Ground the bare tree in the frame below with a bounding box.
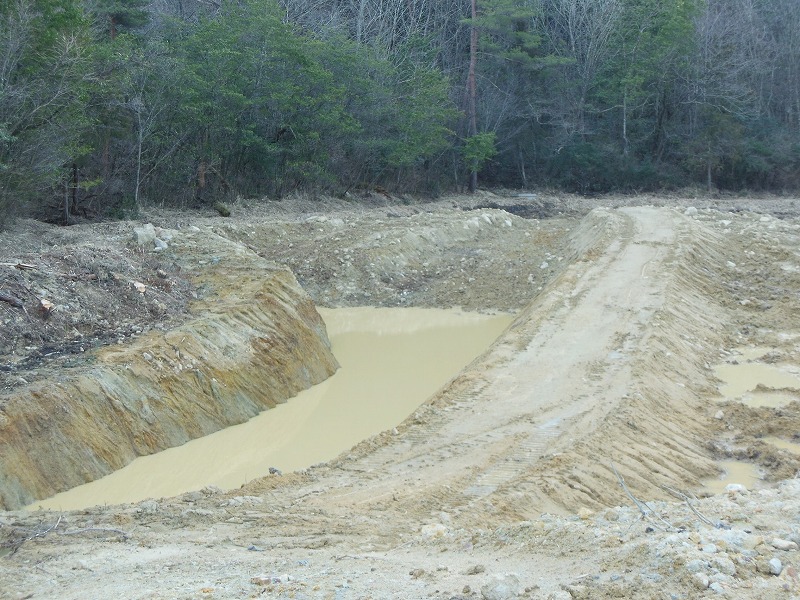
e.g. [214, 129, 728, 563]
[532, 0, 621, 137]
[0, 0, 93, 225]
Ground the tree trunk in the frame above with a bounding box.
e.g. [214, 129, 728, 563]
[467, 0, 478, 193]
[622, 92, 629, 156]
[71, 163, 78, 214]
[134, 101, 143, 210]
[64, 172, 70, 225]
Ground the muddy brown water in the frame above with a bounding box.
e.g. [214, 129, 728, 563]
[29, 307, 512, 510]
[701, 460, 761, 494]
[763, 436, 800, 454]
[715, 362, 800, 407]
[703, 347, 800, 494]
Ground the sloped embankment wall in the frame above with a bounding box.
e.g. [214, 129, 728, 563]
[0, 229, 338, 509]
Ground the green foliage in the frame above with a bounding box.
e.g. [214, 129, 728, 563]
[0, 0, 94, 225]
[463, 132, 498, 174]
[4, 0, 800, 224]
[472, 0, 543, 66]
[598, 0, 701, 151]
[147, 3, 457, 200]
[545, 141, 672, 193]
[213, 202, 231, 217]
[90, 0, 149, 36]
[680, 110, 745, 190]
[166, 0, 357, 198]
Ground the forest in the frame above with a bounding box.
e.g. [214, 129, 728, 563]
[1, 0, 799, 225]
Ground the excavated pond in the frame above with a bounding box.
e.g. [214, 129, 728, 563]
[29, 307, 512, 510]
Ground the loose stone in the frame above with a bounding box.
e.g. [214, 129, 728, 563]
[709, 582, 726, 594]
[770, 538, 798, 551]
[685, 558, 706, 573]
[693, 572, 710, 589]
[481, 573, 521, 600]
[769, 558, 783, 576]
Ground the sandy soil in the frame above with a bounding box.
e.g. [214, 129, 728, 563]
[3, 191, 800, 599]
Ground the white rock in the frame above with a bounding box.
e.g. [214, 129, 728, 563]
[726, 261, 736, 269]
[137, 499, 160, 514]
[714, 410, 724, 420]
[712, 556, 736, 576]
[724, 483, 748, 494]
[481, 573, 521, 600]
[769, 557, 783, 575]
[133, 223, 156, 246]
[741, 534, 763, 550]
[709, 582, 726, 594]
[684, 207, 698, 216]
[421, 523, 448, 538]
[153, 237, 168, 251]
[770, 538, 798, 551]
[540, 261, 549, 269]
[154, 227, 174, 241]
[686, 559, 706, 573]
[702, 543, 718, 554]
[224, 496, 264, 507]
[693, 572, 710, 589]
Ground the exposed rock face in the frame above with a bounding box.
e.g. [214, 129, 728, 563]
[0, 229, 338, 509]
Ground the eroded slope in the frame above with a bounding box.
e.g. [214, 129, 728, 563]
[0, 229, 337, 509]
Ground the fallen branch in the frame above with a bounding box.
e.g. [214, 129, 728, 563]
[3, 515, 63, 556]
[2, 518, 131, 557]
[1, 261, 97, 281]
[0, 292, 24, 309]
[610, 461, 674, 531]
[661, 484, 726, 529]
[59, 527, 130, 540]
[1, 262, 36, 270]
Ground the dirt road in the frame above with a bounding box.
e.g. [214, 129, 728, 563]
[3, 197, 800, 599]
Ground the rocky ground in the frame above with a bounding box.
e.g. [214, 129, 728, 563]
[2, 190, 800, 599]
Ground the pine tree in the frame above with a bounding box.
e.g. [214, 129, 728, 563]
[89, 0, 149, 39]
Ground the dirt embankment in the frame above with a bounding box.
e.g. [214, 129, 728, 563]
[0, 226, 337, 509]
[2, 192, 800, 599]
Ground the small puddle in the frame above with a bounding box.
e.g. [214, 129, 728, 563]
[29, 307, 512, 510]
[701, 460, 761, 494]
[763, 436, 800, 454]
[731, 347, 772, 362]
[714, 361, 800, 408]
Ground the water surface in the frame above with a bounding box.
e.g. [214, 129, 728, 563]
[31, 307, 512, 510]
